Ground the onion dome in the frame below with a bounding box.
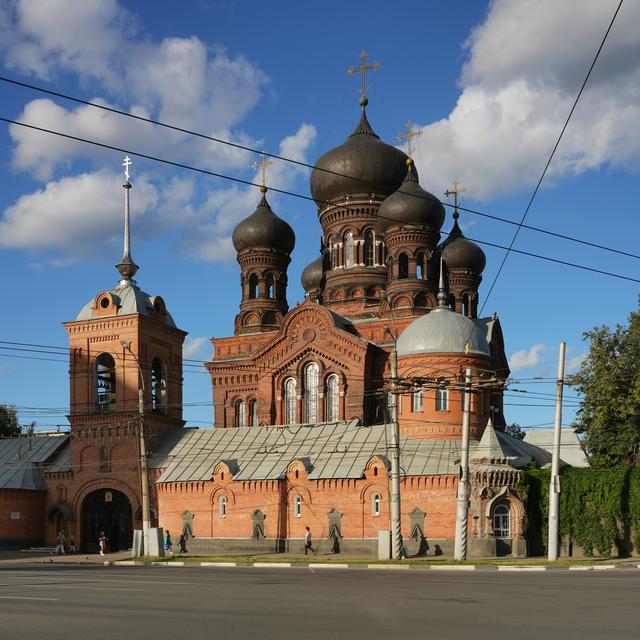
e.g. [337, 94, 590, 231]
[232, 190, 295, 254]
[310, 110, 414, 206]
[301, 255, 324, 292]
[439, 213, 486, 274]
[377, 159, 446, 230]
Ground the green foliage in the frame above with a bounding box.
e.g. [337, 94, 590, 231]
[571, 303, 640, 467]
[504, 423, 525, 440]
[0, 404, 21, 437]
[520, 467, 640, 556]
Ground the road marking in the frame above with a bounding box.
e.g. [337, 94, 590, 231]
[498, 566, 546, 572]
[367, 564, 410, 570]
[0, 595, 59, 601]
[307, 564, 349, 569]
[253, 563, 292, 568]
[431, 565, 476, 571]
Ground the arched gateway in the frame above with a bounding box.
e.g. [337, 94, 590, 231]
[82, 488, 133, 552]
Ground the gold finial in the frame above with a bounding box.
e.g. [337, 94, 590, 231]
[348, 50, 380, 108]
[396, 120, 423, 160]
[252, 151, 273, 192]
[444, 180, 468, 217]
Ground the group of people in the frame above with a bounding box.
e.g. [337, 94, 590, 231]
[55, 531, 77, 555]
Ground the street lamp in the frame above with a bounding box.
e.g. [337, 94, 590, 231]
[121, 340, 151, 557]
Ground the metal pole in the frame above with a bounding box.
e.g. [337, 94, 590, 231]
[548, 341, 566, 561]
[454, 368, 472, 560]
[389, 347, 402, 560]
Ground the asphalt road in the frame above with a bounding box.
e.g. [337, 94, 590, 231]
[0, 564, 638, 640]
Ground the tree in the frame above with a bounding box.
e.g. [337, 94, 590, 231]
[0, 405, 21, 437]
[504, 422, 525, 440]
[571, 304, 640, 467]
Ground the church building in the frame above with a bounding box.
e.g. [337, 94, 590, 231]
[0, 66, 559, 557]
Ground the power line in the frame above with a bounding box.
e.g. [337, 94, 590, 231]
[477, 0, 625, 316]
[1, 115, 638, 284]
[2, 74, 638, 263]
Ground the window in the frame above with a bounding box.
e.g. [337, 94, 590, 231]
[326, 374, 340, 422]
[96, 353, 116, 411]
[416, 252, 425, 279]
[151, 358, 168, 413]
[235, 400, 246, 428]
[265, 274, 275, 299]
[304, 362, 319, 423]
[462, 293, 471, 317]
[99, 447, 110, 472]
[250, 400, 258, 427]
[493, 504, 510, 538]
[412, 387, 423, 412]
[436, 388, 448, 412]
[294, 495, 302, 518]
[398, 253, 409, 279]
[364, 230, 375, 266]
[344, 232, 354, 268]
[248, 274, 259, 299]
[371, 493, 381, 517]
[284, 378, 297, 425]
[219, 496, 227, 518]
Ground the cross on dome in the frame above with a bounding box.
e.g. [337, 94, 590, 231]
[252, 152, 273, 193]
[123, 155, 132, 182]
[348, 50, 380, 108]
[396, 120, 423, 160]
[444, 180, 468, 217]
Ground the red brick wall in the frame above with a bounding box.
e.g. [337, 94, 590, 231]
[0, 490, 46, 547]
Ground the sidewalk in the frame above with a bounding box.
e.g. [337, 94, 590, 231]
[0, 550, 131, 565]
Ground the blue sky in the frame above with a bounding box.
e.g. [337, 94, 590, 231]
[0, 0, 639, 434]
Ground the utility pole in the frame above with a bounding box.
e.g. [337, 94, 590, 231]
[548, 341, 566, 561]
[122, 340, 151, 557]
[454, 368, 472, 560]
[388, 344, 402, 560]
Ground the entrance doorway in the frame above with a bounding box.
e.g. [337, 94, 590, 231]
[82, 488, 133, 552]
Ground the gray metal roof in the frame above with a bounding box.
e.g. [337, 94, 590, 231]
[523, 429, 589, 468]
[0, 435, 69, 490]
[397, 307, 491, 357]
[75, 281, 176, 327]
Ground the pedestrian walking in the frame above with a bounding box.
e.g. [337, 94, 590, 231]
[68, 535, 77, 554]
[164, 529, 173, 556]
[55, 531, 66, 555]
[178, 533, 187, 554]
[99, 530, 107, 556]
[304, 526, 315, 556]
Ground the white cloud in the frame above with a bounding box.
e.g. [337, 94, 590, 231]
[410, 0, 640, 200]
[509, 344, 546, 371]
[565, 353, 587, 374]
[183, 336, 210, 360]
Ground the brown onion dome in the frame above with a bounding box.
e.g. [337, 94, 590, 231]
[439, 213, 486, 274]
[310, 110, 415, 207]
[301, 255, 324, 292]
[232, 191, 295, 254]
[377, 159, 446, 231]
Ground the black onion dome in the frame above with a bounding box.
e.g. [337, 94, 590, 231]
[310, 110, 415, 207]
[377, 162, 446, 231]
[232, 193, 295, 254]
[301, 255, 324, 292]
[439, 216, 486, 274]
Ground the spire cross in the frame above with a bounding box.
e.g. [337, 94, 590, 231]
[348, 50, 380, 102]
[396, 120, 423, 159]
[123, 155, 132, 182]
[252, 152, 273, 190]
[444, 180, 468, 212]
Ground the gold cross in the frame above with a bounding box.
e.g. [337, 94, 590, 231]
[444, 180, 468, 210]
[396, 120, 423, 159]
[251, 152, 273, 190]
[348, 50, 380, 101]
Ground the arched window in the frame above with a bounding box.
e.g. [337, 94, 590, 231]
[449, 294, 456, 311]
[294, 495, 302, 518]
[96, 353, 116, 411]
[436, 388, 448, 412]
[250, 400, 258, 427]
[364, 230, 375, 266]
[151, 358, 168, 414]
[371, 493, 381, 517]
[219, 496, 227, 518]
[326, 374, 340, 422]
[416, 252, 425, 279]
[412, 387, 423, 412]
[344, 232, 354, 268]
[304, 362, 319, 423]
[493, 504, 510, 538]
[248, 274, 259, 299]
[284, 378, 297, 425]
[265, 274, 275, 299]
[462, 293, 471, 317]
[99, 447, 110, 472]
[398, 253, 409, 279]
[235, 400, 246, 428]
